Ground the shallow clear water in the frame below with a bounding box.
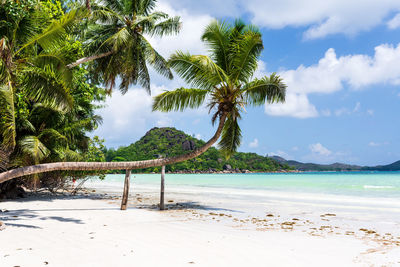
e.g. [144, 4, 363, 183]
[90, 171, 400, 199]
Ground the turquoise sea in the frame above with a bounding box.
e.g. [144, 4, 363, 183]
[89, 171, 400, 199]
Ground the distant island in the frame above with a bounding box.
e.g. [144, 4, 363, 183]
[271, 156, 400, 172]
[104, 127, 400, 173]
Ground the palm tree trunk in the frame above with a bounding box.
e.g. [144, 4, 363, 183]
[85, 0, 91, 12]
[120, 170, 131, 210]
[0, 113, 227, 184]
[67, 51, 113, 68]
[160, 165, 165, 210]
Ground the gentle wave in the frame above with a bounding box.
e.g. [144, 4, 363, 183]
[363, 185, 395, 189]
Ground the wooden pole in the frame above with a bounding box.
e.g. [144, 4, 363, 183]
[120, 169, 131, 210]
[160, 165, 165, 210]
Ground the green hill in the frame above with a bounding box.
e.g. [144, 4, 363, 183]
[104, 127, 291, 173]
[270, 156, 362, 171]
[361, 160, 400, 171]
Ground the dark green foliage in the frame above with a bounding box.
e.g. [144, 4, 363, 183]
[271, 156, 362, 171]
[104, 127, 290, 173]
[0, 0, 107, 192]
[80, 0, 181, 93]
[361, 160, 400, 171]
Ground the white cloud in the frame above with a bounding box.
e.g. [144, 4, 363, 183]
[243, 0, 400, 39]
[309, 143, 332, 156]
[267, 44, 400, 118]
[388, 13, 400, 29]
[150, 2, 213, 57]
[265, 93, 318, 118]
[353, 102, 361, 112]
[367, 109, 374, 116]
[93, 84, 207, 147]
[252, 60, 268, 79]
[164, 0, 400, 39]
[369, 141, 380, 147]
[280, 45, 400, 94]
[321, 109, 331, 117]
[94, 87, 163, 147]
[195, 133, 202, 140]
[249, 138, 259, 148]
[156, 117, 172, 127]
[368, 141, 389, 147]
[292, 146, 299, 151]
[269, 150, 290, 159]
[335, 107, 350, 117]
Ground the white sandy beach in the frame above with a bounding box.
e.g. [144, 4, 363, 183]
[1, 187, 399, 267]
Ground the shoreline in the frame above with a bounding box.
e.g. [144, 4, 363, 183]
[2, 169, 400, 267]
[1, 187, 399, 266]
[105, 169, 400, 175]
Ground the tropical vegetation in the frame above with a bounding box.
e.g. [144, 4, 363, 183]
[0, 1, 286, 198]
[0, 0, 181, 195]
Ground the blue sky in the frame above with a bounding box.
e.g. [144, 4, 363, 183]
[92, 0, 400, 166]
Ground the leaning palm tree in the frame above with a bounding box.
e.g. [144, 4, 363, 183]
[68, 0, 181, 93]
[0, 20, 286, 191]
[153, 20, 286, 158]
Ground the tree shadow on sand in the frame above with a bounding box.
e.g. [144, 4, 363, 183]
[0, 208, 88, 229]
[135, 200, 243, 213]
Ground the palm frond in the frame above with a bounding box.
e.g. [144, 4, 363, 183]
[142, 36, 173, 80]
[38, 129, 68, 147]
[152, 87, 208, 112]
[230, 29, 263, 84]
[62, 148, 83, 161]
[16, 9, 82, 55]
[21, 65, 74, 110]
[138, 0, 157, 16]
[16, 117, 36, 133]
[18, 135, 50, 163]
[0, 84, 16, 149]
[148, 16, 181, 37]
[243, 73, 286, 106]
[218, 116, 242, 159]
[169, 51, 228, 89]
[201, 20, 230, 72]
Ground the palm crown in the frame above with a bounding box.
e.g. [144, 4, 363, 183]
[153, 20, 286, 158]
[82, 0, 181, 93]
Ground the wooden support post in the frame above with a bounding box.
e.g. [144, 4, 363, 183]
[121, 169, 131, 210]
[160, 165, 165, 210]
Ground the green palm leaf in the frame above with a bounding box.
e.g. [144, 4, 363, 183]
[218, 116, 242, 159]
[230, 30, 263, 84]
[148, 16, 181, 37]
[16, 9, 82, 55]
[19, 135, 50, 163]
[0, 84, 16, 149]
[152, 87, 209, 112]
[21, 65, 74, 110]
[201, 20, 230, 72]
[169, 52, 228, 89]
[243, 73, 286, 106]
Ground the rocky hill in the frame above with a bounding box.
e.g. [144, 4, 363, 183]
[104, 127, 291, 173]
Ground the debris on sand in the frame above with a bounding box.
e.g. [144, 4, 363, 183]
[0, 221, 5, 231]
